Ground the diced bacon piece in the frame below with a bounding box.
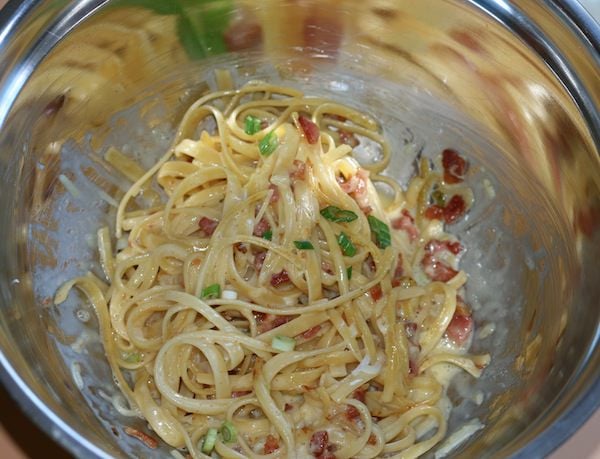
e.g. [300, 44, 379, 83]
[443, 195, 467, 224]
[198, 217, 219, 236]
[421, 253, 458, 282]
[391, 254, 404, 287]
[391, 210, 419, 241]
[339, 168, 371, 213]
[271, 270, 290, 287]
[425, 195, 467, 224]
[352, 386, 367, 404]
[290, 159, 307, 181]
[339, 129, 359, 148]
[269, 183, 280, 204]
[321, 260, 334, 275]
[298, 115, 320, 144]
[339, 175, 359, 194]
[254, 251, 266, 272]
[367, 434, 377, 445]
[425, 240, 463, 256]
[272, 314, 294, 328]
[254, 311, 267, 323]
[369, 284, 383, 301]
[345, 405, 361, 422]
[442, 148, 468, 184]
[309, 431, 329, 456]
[300, 325, 321, 339]
[253, 217, 271, 237]
[424, 205, 445, 221]
[264, 434, 279, 454]
[366, 255, 377, 274]
[409, 358, 419, 375]
[231, 391, 251, 398]
[446, 298, 473, 344]
[224, 20, 262, 51]
[124, 427, 158, 449]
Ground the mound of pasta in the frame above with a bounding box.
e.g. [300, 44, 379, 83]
[56, 78, 490, 458]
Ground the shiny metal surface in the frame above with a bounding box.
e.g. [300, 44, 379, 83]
[0, 1, 598, 458]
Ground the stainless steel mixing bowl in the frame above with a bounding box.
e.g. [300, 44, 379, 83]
[0, 0, 598, 457]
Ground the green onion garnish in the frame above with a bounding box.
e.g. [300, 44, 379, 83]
[431, 189, 446, 206]
[367, 215, 391, 249]
[337, 232, 357, 257]
[244, 115, 262, 135]
[272, 335, 296, 352]
[320, 206, 358, 223]
[201, 283, 221, 299]
[347, 266, 353, 280]
[220, 421, 237, 443]
[201, 428, 218, 454]
[262, 229, 273, 241]
[259, 131, 279, 156]
[293, 240, 314, 250]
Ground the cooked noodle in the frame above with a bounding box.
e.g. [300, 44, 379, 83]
[56, 75, 489, 458]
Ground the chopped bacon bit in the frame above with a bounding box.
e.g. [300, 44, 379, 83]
[124, 427, 158, 449]
[224, 20, 262, 51]
[300, 325, 321, 339]
[367, 434, 377, 445]
[309, 431, 329, 456]
[369, 284, 383, 302]
[198, 217, 219, 236]
[298, 115, 320, 144]
[391, 254, 404, 287]
[424, 205, 445, 220]
[409, 359, 419, 375]
[422, 253, 458, 282]
[353, 386, 367, 403]
[269, 183, 280, 204]
[253, 217, 271, 237]
[405, 322, 418, 340]
[340, 169, 371, 213]
[391, 210, 419, 241]
[321, 260, 334, 275]
[443, 195, 467, 224]
[425, 194, 467, 224]
[339, 129, 359, 148]
[345, 405, 361, 422]
[272, 314, 294, 328]
[231, 391, 251, 398]
[290, 159, 307, 181]
[271, 270, 290, 287]
[254, 311, 267, 322]
[264, 434, 279, 454]
[366, 254, 377, 273]
[254, 251, 267, 272]
[425, 239, 463, 256]
[234, 242, 247, 253]
[442, 149, 468, 184]
[446, 299, 473, 344]
[284, 403, 294, 412]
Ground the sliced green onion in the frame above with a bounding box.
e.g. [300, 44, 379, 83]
[367, 215, 391, 249]
[320, 206, 358, 223]
[123, 352, 141, 364]
[220, 421, 237, 443]
[201, 428, 218, 454]
[244, 115, 262, 135]
[272, 335, 296, 352]
[347, 266, 353, 280]
[259, 131, 279, 157]
[201, 283, 221, 299]
[431, 189, 446, 206]
[337, 232, 357, 257]
[262, 229, 273, 241]
[293, 240, 314, 250]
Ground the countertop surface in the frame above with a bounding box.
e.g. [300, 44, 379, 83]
[0, 0, 599, 457]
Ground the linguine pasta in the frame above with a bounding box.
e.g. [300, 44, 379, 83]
[56, 75, 489, 458]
